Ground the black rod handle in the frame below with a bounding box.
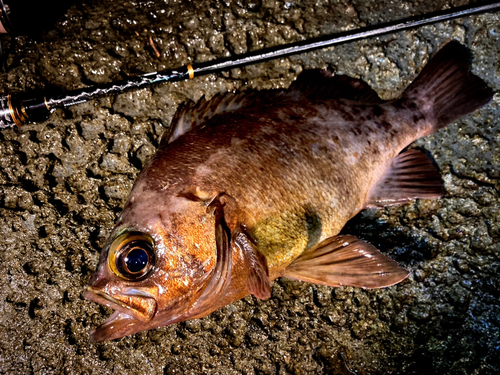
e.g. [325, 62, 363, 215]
[0, 94, 51, 128]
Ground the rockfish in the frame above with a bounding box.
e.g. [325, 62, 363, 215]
[84, 41, 493, 341]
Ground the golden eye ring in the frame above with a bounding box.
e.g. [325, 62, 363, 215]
[108, 232, 156, 281]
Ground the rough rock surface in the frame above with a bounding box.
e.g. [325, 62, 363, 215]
[0, 0, 498, 374]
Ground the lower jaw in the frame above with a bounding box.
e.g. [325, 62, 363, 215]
[91, 309, 167, 342]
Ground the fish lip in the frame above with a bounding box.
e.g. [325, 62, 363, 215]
[83, 288, 134, 342]
[84, 286, 157, 320]
[84, 286, 132, 315]
[89, 310, 137, 342]
[84, 286, 160, 342]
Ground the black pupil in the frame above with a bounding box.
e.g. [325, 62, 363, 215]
[125, 248, 149, 273]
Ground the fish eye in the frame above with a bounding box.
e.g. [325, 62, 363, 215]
[108, 232, 155, 281]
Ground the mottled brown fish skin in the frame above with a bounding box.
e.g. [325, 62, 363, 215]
[84, 41, 493, 341]
[147, 98, 422, 273]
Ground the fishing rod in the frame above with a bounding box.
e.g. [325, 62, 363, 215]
[1, 1, 499, 129]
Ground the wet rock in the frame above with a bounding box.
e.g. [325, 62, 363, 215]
[110, 134, 131, 155]
[100, 153, 133, 174]
[0, 1, 499, 375]
[80, 120, 105, 141]
[102, 175, 134, 203]
[112, 90, 156, 119]
[135, 143, 156, 167]
[408, 304, 432, 322]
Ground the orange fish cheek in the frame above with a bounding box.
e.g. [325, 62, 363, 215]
[174, 211, 217, 272]
[148, 265, 205, 315]
[151, 228, 216, 311]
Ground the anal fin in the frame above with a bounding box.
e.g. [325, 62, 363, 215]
[366, 149, 445, 208]
[283, 235, 409, 289]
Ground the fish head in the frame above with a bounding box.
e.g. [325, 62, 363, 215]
[84, 181, 218, 341]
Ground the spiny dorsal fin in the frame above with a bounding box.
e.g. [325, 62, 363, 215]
[289, 68, 382, 104]
[161, 69, 382, 147]
[283, 234, 409, 289]
[366, 149, 445, 208]
[161, 89, 288, 147]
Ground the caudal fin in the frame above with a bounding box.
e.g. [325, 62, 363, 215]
[402, 41, 493, 131]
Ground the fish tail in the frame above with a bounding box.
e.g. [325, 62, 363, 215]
[402, 41, 493, 133]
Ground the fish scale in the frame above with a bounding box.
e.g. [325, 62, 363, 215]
[182, 101, 413, 271]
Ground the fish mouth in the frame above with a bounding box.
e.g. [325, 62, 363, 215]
[83, 287, 157, 342]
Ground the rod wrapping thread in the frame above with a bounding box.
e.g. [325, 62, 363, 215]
[46, 68, 191, 109]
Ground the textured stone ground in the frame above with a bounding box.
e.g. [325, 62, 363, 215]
[0, 0, 498, 374]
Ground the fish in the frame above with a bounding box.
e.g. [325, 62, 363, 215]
[83, 41, 493, 342]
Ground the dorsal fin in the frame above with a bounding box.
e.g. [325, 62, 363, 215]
[161, 69, 382, 148]
[289, 68, 382, 104]
[160, 89, 288, 148]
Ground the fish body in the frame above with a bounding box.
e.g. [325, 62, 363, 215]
[84, 41, 493, 341]
[150, 96, 413, 273]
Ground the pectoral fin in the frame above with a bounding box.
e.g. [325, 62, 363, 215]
[234, 230, 271, 300]
[366, 149, 445, 208]
[283, 235, 409, 289]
